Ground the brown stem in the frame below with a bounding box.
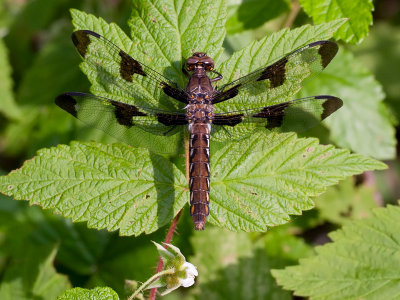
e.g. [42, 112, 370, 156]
[148, 133, 189, 299]
[148, 209, 183, 300]
[283, 0, 301, 28]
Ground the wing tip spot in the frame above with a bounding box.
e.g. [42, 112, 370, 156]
[318, 95, 343, 119]
[55, 93, 78, 118]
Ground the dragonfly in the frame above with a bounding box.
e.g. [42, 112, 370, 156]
[55, 30, 342, 231]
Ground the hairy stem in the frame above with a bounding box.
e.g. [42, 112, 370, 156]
[148, 209, 183, 300]
[283, 0, 301, 28]
[128, 268, 175, 300]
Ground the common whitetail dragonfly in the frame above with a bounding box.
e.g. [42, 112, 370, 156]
[55, 30, 342, 231]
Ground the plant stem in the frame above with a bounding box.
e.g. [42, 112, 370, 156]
[128, 268, 175, 300]
[148, 210, 183, 300]
[283, 0, 301, 28]
[148, 127, 188, 300]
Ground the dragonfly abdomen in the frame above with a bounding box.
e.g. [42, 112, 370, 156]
[189, 123, 211, 231]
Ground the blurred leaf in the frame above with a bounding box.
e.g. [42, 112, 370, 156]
[272, 205, 400, 299]
[0, 245, 71, 299]
[299, 48, 396, 160]
[85, 238, 157, 296]
[2, 22, 89, 156]
[17, 27, 88, 106]
[2, 105, 79, 158]
[0, 142, 188, 236]
[226, 0, 290, 34]
[262, 227, 314, 261]
[191, 227, 311, 299]
[316, 177, 378, 225]
[0, 38, 20, 119]
[208, 131, 386, 231]
[299, 0, 373, 44]
[57, 287, 119, 300]
[0, 193, 108, 276]
[5, 0, 73, 78]
[0, 194, 164, 297]
[352, 22, 400, 120]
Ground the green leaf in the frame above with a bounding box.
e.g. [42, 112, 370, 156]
[226, 0, 290, 34]
[57, 287, 119, 300]
[0, 142, 187, 236]
[0, 132, 385, 234]
[298, 48, 396, 160]
[191, 228, 292, 299]
[299, 0, 373, 44]
[208, 131, 386, 231]
[316, 177, 378, 225]
[0, 245, 71, 299]
[272, 205, 400, 299]
[0, 38, 20, 119]
[190, 226, 314, 299]
[69, 0, 226, 154]
[352, 23, 400, 120]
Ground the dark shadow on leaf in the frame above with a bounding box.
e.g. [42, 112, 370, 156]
[226, 0, 289, 35]
[149, 152, 177, 231]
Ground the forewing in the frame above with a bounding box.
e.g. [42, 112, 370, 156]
[212, 95, 342, 141]
[55, 92, 187, 142]
[212, 41, 338, 106]
[71, 30, 188, 106]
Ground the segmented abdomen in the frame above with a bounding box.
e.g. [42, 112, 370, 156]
[189, 123, 211, 231]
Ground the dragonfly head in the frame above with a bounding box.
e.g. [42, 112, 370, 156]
[186, 52, 214, 72]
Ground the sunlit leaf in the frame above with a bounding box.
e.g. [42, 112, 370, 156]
[0, 142, 187, 236]
[300, 0, 373, 44]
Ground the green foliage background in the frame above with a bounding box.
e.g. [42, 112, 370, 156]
[0, 0, 399, 299]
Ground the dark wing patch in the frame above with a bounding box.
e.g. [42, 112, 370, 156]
[71, 30, 99, 57]
[212, 114, 244, 126]
[70, 30, 188, 104]
[211, 84, 241, 104]
[157, 113, 187, 126]
[212, 41, 338, 104]
[212, 95, 342, 135]
[55, 92, 187, 138]
[256, 57, 288, 88]
[110, 100, 147, 127]
[320, 95, 343, 119]
[119, 50, 146, 81]
[310, 41, 338, 68]
[252, 101, 291, 130]
[55, 93, 78, 117]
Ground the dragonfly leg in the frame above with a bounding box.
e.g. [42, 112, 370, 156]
[221, 126, 232, 138]
[162, 126, 177, 136]
[182, 63, 190, 78]
[210, 70, 223, 82]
